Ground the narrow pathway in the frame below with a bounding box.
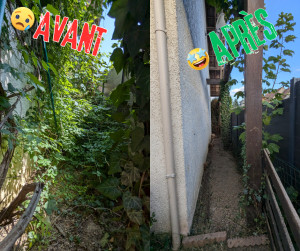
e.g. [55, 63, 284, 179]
[188, 137, 270, 250]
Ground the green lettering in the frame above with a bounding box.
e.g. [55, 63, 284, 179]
[209, 31, 233, 66]
[221, 24, 240, 58]
[232, 19, 258, 54]
[244, 13, 265, 47]
[254, 8, 277, 40]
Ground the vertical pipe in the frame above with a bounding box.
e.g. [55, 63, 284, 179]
[42, 40, 58, 133]
[153, 0, 181, 250]
[0, 0, 7, 37]
[38, 0, 58, 134]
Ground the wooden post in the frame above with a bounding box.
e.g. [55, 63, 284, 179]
[245, 0, 264, 223]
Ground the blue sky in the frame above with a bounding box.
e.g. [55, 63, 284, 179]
[99, 3, 115, 65]
[99, 1, 300, 98]
[230, 0, 300, 99]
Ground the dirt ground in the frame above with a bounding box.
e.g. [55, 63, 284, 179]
[189, 137, 270, 251]
[0, 208, 125, 251]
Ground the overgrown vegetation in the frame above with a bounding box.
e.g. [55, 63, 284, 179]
[0, 0, 149, 250]
[219, 81, 232, 148]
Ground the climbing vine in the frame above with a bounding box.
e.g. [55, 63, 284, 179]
[220, 80, 232, 149]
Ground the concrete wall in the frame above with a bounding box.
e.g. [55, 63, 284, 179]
[0, 11, 35, 209]
[150, 0, 211, 235]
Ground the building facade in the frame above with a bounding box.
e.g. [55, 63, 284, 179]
[150, 0, 211, 235]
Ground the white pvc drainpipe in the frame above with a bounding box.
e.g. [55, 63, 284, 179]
[153, 0, 181, 250]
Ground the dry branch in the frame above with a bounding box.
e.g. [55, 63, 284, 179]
[0, 183, 36, 224]
[6, 86, 35, 99]
[0, 96, 21, 130]
[0, 183, 43, 251]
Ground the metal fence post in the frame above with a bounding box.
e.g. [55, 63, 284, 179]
[289, 78, 299, 166]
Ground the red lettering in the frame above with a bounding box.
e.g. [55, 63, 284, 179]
[92, 27, 107, 56]
[53, 15, 69, 42]
[33, 11, 50, 42]
[60, 19, 78, 50]
[77, 23, 97, 54]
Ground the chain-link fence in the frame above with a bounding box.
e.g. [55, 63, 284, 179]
[272, 156, 300, 213]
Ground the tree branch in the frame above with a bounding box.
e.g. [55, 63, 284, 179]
[0, 95, 21, 130]
[0, 183, 37, 224]
[6, 86, 35, 99]
[0, 183, 44, 251]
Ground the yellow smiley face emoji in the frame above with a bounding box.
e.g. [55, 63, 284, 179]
[187, 48, 209, 70]
[11, 7, 35, 31]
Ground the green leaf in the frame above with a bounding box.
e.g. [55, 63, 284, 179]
[285, 35, 296, 42]
[110, 78, 134, 107]
[100, 233, 110, 248]
[131, 126, 144, 151]
[27, 73, 45, 92]
[110, 48, 125, 74]
[111, 112, 127, 122]
[41, 60, 49, 71]
[108, 0, 135, 40]
[96, 178, 121, 200]
[0, 96, 11, 109]
[280, 68, 291, 72]
[121, 163, 140, 187]
[108, 153, 122, 175]
[109, 129, 126, 142]
[262, 101, 274, 109]
[234, 91, 244, 99]
[22, 51, 29, 64]
[231, 106, 242, 115]
[7, 83, 16, 92]
[31, 51, 38, 67]
[126, 226, 142, 249]
[263, 115, 271, 126]
[48, 63, 58, 76]
[46, 4, 60, 15]
[126, 210, 144, 225]
[44, 199, 58, 215]
[283, 49, 294, 56]
[123, 191, 142, 211]
[239, 131, 245, 142]
[269, 134, 283, 142]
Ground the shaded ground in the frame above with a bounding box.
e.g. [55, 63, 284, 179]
[188, 137, 270, 251]
[150, 137, 270, 251]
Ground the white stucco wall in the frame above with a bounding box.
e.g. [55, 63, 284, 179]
[150, 0, 211, 235]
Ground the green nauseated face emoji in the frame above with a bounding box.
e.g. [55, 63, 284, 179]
[11, 7, 35, 31]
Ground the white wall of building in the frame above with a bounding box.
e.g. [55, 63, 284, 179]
[150, 0, 211, 235]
